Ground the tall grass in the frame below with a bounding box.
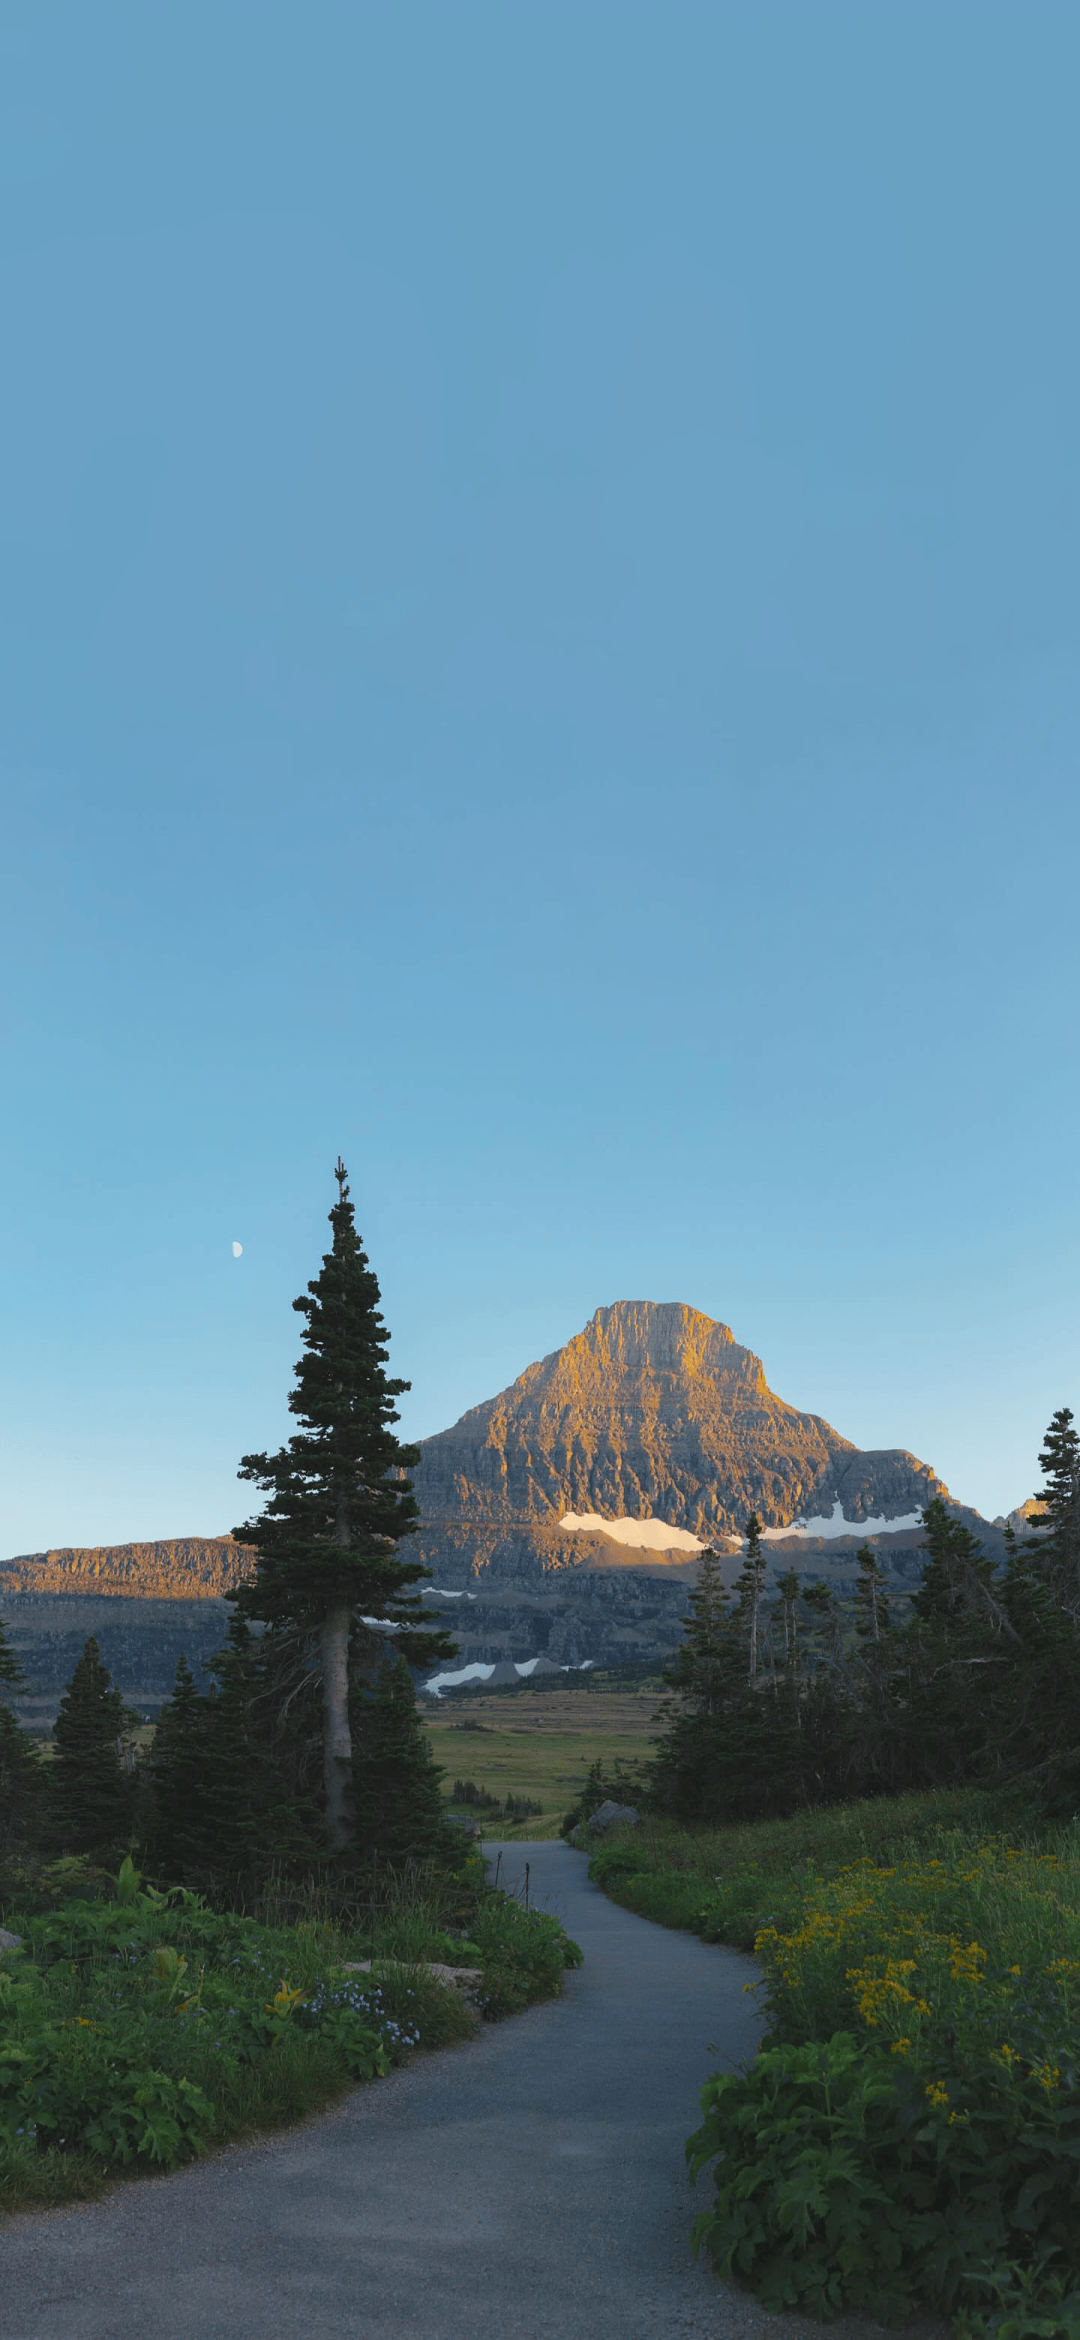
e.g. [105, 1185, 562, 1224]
[587, 1785, 1021, 1948]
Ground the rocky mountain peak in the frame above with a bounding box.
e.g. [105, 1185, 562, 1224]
[410, 1299, 940, 1545]
[509, 1300, 766, 1409]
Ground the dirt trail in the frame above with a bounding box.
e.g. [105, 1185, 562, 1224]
[0, 1843, 887, 2340]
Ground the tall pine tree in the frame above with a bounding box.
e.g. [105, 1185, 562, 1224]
[233, 1161, 455, 1848]
[52, 1637, 133, 1853]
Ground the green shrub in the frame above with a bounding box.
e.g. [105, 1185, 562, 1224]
[663, 1810, 1080, 2331]
[688, 2026, 1080, 2329]
[468, 1896, 583, 2019]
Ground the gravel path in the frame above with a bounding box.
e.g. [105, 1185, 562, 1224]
[0, 1842, 887, 2340]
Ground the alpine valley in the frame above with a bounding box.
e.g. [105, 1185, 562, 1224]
[1, 1302, 1015, 1722]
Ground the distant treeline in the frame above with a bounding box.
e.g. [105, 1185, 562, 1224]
[647, 1408, 1080, 1824]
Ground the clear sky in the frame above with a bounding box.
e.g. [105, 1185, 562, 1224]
[2, 2, 1078, 1554]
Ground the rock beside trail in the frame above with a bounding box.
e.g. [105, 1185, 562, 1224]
[343, 1960, 482, 1994]
[588, 1800, 639, 1837]
[0, 1927, 22, 1953]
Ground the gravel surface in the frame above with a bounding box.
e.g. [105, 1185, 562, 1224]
[0, 1842, 926, 2340]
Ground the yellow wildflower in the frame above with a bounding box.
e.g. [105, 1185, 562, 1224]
[267, 1981, 305, 2017]
[925, 2082, 950, 2108]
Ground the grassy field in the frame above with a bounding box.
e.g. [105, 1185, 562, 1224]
[424, 1683, 657, 1837]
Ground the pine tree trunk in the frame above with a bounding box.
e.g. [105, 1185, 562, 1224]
[321, 1599, 353, 1849]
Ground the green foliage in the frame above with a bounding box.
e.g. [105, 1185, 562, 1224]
[651, 1534, 805, 1824]
[0, 1615, 25, 1693]
[687, 2033, 922, 2319]
[50, 1638, 134, 1855]
[688, 2019, 1080, 2329]
[466, 1893, 583, 2019]
[0, 1847, 580, 2214]
[449, 1779, 542, 1820]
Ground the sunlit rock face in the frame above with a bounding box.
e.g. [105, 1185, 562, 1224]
[409, 1300, 947, 1560]
[0, 1540, 254, 1600]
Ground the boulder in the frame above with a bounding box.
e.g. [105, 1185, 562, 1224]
[586, 1799, 639, 1838]
[0, 1928, 22, 1954]
[343, 1959, 482, 1995]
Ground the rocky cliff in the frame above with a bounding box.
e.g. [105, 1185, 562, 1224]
[1, 1539, 254, 1600]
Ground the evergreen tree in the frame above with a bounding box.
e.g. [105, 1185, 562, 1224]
[854, 1544, 891, 1641]
[350, 1653, 453, 1865]
[0, 1612, 24, 1696]
[233, 1161, 456, 1848]
[773, 1570, 804, 1669]
[913, 1499, 1017, 1641]
[904, 1501, 1017, 1786]
[52, 1637, 133, 1854]
[147, 1655, 213, 1880]
[662, 1546, 731, 1716]
[733, 1513, 767, 1682]
[148, 1622, 319, 1887]
[652, 1542, 800, 1822]
[1024, 1407, 1080, 1613]
[0, 1616, 45, 1858]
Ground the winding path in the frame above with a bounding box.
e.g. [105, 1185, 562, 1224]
[4, 1844, 791, 2339]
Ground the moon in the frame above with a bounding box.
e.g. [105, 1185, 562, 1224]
[232, 1241, 243, 1257]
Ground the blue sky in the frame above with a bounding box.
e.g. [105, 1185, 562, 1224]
[2, 2, 1078, 1552]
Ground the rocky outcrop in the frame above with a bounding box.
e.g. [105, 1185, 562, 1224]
[1, 1539, 253, 1600]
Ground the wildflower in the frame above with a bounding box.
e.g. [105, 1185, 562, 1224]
[890, 2039, 911, 2057]
[1032, 2063, 1061, 2092]
[925, 2082, 950, 2108]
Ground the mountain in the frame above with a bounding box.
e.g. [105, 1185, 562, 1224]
[411, 1299, 948, 1555]
[1, 1303, 994, 1712]
[403, 1299, 973, 1685]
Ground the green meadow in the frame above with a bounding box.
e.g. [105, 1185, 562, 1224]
[425, 1683, 657, 1837]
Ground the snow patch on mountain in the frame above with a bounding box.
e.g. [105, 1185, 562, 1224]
[560, 1512, 704, 1552]
[761, 1501, 924, 1541]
